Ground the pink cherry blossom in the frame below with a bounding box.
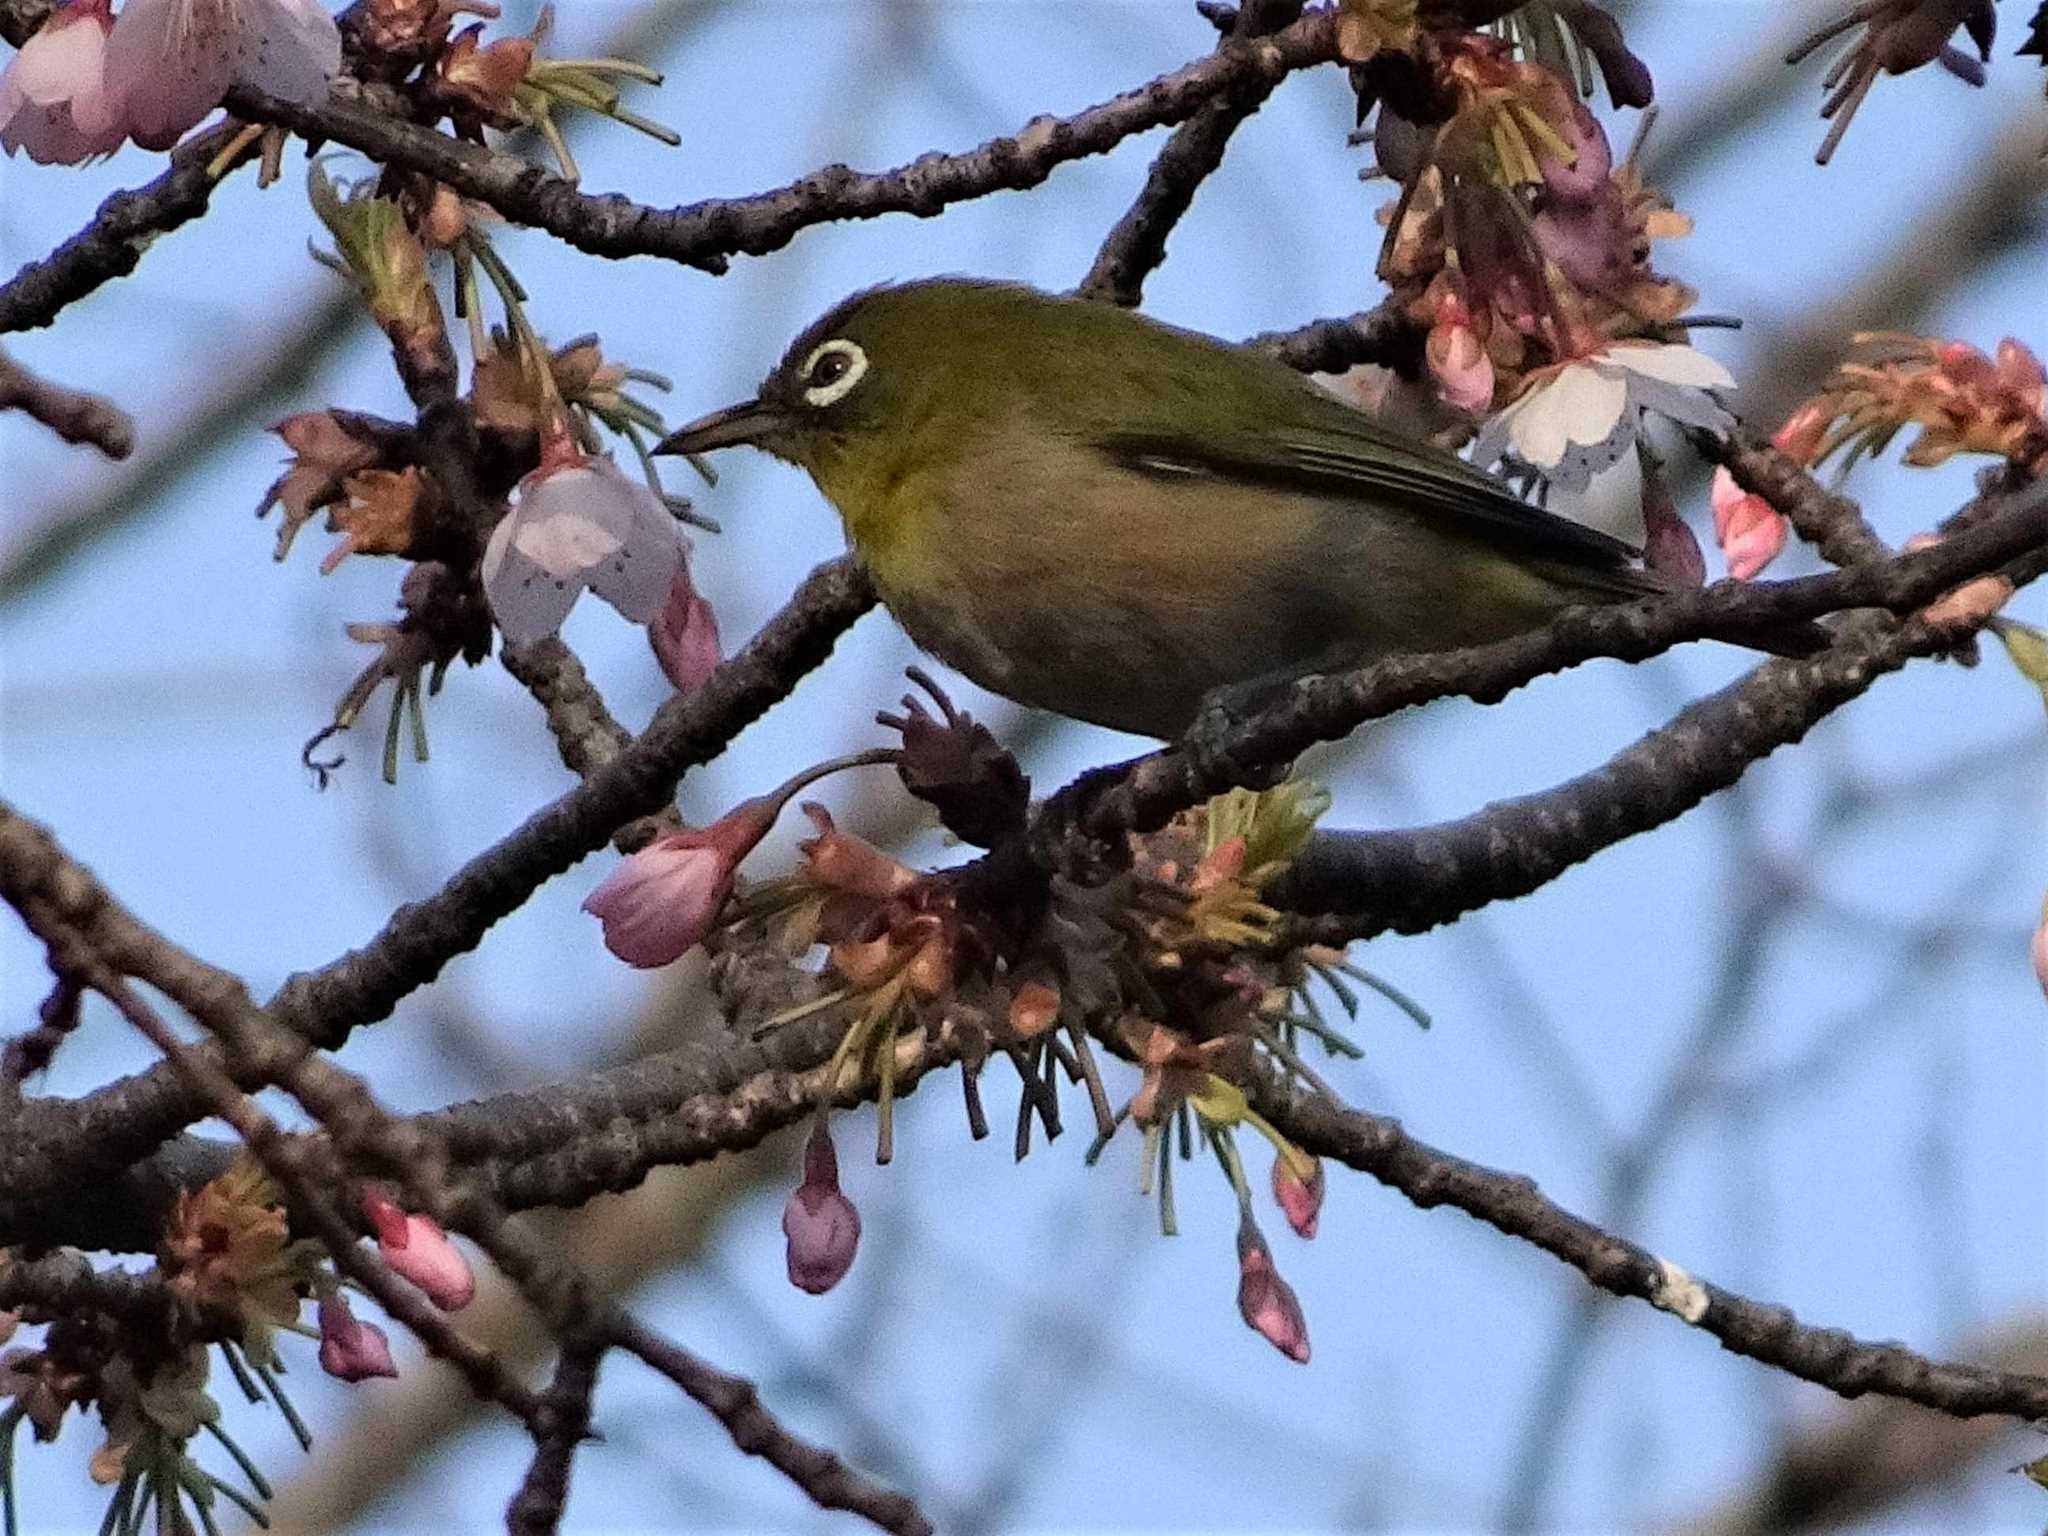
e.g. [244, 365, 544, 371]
[317, 1294, 398, 1382]
[1424, 296, 1494, 416]
[1772, 402, 1831, 466]
[1235, 1222, 1309, 1363]
[782, 1119, 860, 1295]
[1270, 1153, 1325, 1241]
[2032, 900, 2048, 1004]
[648, 563, 721, 693]
[1709, 467, 1789, 581]
[363, 1192, 475, 1311]
[483, 438, 684, 645]
[103, 0, 340, 151]
[581, 796, 779, 967]
[1642, 483, 1706, 589]
[0, 0, 123, 164]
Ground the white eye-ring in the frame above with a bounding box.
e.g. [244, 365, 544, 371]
[798, 338, 868, 407]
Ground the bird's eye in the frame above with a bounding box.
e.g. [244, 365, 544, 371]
[798, 339, 868, 407]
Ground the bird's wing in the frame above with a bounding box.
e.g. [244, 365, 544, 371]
[1093, 407, 1644, 572]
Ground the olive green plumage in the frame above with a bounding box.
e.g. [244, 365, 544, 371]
[658, 278, 1792, 739]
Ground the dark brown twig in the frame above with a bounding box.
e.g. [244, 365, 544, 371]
[1077, 0, 1306, 305]
[0, 350, 133, 456]
[1262, 1086, 2048, 1420]
[0, 557, 875, 1209]
[504, 1337, 604, 1536]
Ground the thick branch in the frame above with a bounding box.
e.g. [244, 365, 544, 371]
[0, 794, 932, 1536]
[1012, 478, 2048, 883]
[0, 123, 246, 335]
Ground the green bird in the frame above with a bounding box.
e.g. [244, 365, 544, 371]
[657, 278, 1810, 740]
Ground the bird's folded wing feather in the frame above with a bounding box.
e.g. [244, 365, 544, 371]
[1093, 407, 1644, 572]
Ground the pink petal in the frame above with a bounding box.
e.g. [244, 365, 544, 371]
[237, 0, 339, 104]
[649, 568, 721, 693]
[317, 1295, 398, 1382]
[105, 0, 238, 150]
[581, 835, 730, 967]
[1721, 501, 1788, 581]
[1426, 318, 1494, 416]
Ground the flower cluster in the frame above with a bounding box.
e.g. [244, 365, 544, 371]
[3, 0, 700, 780]
[579, 684, 1417, 1358]
[1352, 8, 1735, 511]
[1, 1164, 477, 1531]
[0, 0, 340, 164]
[1773, 333, 2048, 481]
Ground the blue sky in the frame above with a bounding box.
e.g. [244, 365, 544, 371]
[3, 2, 2044, 1531]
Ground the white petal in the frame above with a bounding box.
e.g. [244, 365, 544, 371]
[580, 462, 683, 624]
[509, 467, 627, 577]
[235, 0, 339, 104]
[1605, 341, 1735, 391]
[483, 514, 585, 644]
[587, 518, 681, 625]
[1625, 373, 1736, 433]
[1509, 365, 1625, 467]
[105, 0, 236, 149]
[1469, 400, 1522, 470]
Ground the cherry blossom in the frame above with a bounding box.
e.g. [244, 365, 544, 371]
[482, 439, 683, 645]
[104, 0, 342, 152]
[581, 796, 779, 967]
[0, 0, 123, 164]
[1472, 341, 1736, 494]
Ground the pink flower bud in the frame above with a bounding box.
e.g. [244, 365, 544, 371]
[317, 1295, 398, 1382]
[1642, 486, 1706, 590]
[1236, 1222, 1309, 1363]
[582, 797, 779, 967]
[363, 1193, 475, 1312]
[1772, 403, 1830, 466]
[1271, 1153, 1325, 1241]
[1425, 298, 1495, 416]
[783, 1120, 861, 1295]
[2032, 900, 2048, 1005]
[1709, 468, 1788, 581]
[648, 565, 722, 693]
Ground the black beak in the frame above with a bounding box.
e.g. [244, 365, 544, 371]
[653, 398, 789, 456]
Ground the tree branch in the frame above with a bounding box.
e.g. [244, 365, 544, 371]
[1262, 1087, 2048, 1420]
[1076, 0, 1305, 304]
[0, 349, 133, 456]
[0, 557, 874, 1211]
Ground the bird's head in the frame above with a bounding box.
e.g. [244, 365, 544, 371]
[654, 280, 985, 482]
